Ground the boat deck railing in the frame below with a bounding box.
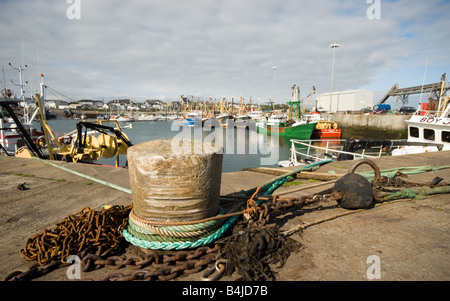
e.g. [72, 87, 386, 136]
[288, 139, 391, 165]
[414, 99, 450, 118]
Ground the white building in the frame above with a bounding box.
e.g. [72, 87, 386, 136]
[45, 99, 69, 109]
[316, 89, 373, 113]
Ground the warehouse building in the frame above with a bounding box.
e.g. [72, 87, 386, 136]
[316, 89, 373, 113]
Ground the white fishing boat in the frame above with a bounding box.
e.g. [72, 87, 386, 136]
[391, 96, 450, 156]
[248, 110, 265, 121]
[266, 114, 288, 124]
[277, 139, 395, 167]
[135, 113, 157, 121]
[167, 114, 179, 120]
[255, 113, 287, 130]
[215, 112, 233, 127]
[0, 99, 43, 156]
[115, 114, 135, 122]
[1, 65, 44, 156]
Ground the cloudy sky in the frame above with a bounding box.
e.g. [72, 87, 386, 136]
[1, 0, 449, 108]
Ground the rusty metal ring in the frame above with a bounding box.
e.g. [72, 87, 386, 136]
[202, 259, 227, 281]
[348, 159, 381, 180]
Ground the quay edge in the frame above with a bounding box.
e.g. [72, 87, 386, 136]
[324, 113, 410, 131]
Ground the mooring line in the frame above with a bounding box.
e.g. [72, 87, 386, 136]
[33, 157, 132, 194]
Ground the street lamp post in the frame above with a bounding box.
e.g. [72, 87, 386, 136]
[272, 65, 278, 104]
[329, 42, 339, 113]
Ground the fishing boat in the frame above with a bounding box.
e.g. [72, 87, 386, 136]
[179, 112, 203, 127]
[234, 114, 252, 129]
[2, 67, 133, 166]
[305, 112, 341, 139]
[135, 113, 156, 121]
[115, 114, 135, 122]
[248, 110, 265, 121]
[0, 99, 43, 156]
[278, 76, 450, 167]
[391, 82, 450, 155]
[277, 138, 397, 167]
[257, 118, 317, 139]
[294, 86, 341, 139]
[279, 101, 449, 167]
[1, 66, 44, 156]
[232, 97, 252, 128]
[215, 112, 233, 127]
[256, 85, 317, 139]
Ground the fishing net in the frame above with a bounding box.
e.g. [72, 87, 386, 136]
[217, 221, 301, 281]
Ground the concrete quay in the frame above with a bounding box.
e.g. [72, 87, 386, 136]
[324, 113, 410, 131]
[0, 150, 449, 281]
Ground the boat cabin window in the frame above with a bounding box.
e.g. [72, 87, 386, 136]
[409, 127, 419, 138]
[423, 129, 435, 141]
[442, 131, 450, 143]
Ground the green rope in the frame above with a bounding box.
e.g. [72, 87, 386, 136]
[123, 159, 333, 250]
[384, 185, 450, 201]
[123, 174, 291, 250]
[33, 156, 331, 250]
[241, 159, 333, 196]
[358, 165, 450, 180]
[33, 157, 132, 194]
[123, 214, 240, 250]
[127, 220, 221, 243]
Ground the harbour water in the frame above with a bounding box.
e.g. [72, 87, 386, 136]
[41, 119, 294, 173]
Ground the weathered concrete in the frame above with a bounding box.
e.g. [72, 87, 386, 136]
[324, 113, 410, 131]
[0, 151, 449, 281]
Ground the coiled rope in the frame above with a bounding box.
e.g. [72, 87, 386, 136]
[123, 160, 332, 250]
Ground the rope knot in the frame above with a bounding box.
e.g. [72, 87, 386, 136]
[244, 187, 261, 220]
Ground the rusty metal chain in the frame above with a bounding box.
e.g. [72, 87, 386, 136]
[9, 160, 448, 282]
[349, 159, 448, 190]
[6, 190, 338, 281]
[18, 205, 132, 266]
[95, 245, 220, 281]
[373, 175, 447, 189]
[245, 193, 341, 227]
[4, 261, 63, 281]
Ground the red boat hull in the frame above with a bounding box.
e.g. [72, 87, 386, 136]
[311, 128, 342, 139]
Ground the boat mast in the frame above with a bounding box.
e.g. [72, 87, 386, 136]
[8, 62, 27, 101]
[437, 73, 446, 113]
[287, 85, 294, 120]
[302, 86, 316, 115]
[296, 85, 301, 120]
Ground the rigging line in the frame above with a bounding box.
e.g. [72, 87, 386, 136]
[45, 86, 77, 102]
[1, 65, 6, 90]
[419, 56, 428, 105]
[46, 88, 65, 102]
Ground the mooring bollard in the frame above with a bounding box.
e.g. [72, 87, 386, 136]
[332, 159, 378, 209]
[127, 138, 223, 222]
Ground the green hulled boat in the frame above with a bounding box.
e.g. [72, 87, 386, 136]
[256, 119, 317, 139]
[256, 85, 317, 139]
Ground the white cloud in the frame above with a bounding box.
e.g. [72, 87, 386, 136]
[0, 0, 448, 106]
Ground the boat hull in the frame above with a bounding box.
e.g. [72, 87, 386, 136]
[311, 128, 342, 139]
[257, 122, 317, 139]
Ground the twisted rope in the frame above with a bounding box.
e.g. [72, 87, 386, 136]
[128, 208, 227, 238]
[123, 178, 289, 250]
[122, 215, 240, 250]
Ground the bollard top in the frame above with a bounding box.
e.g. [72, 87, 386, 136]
[127, 138, 223, 159]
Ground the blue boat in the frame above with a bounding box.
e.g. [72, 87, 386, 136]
[180, 112, 203, 127]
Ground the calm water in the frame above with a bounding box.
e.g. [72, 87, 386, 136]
[41, 119, 293, 173]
